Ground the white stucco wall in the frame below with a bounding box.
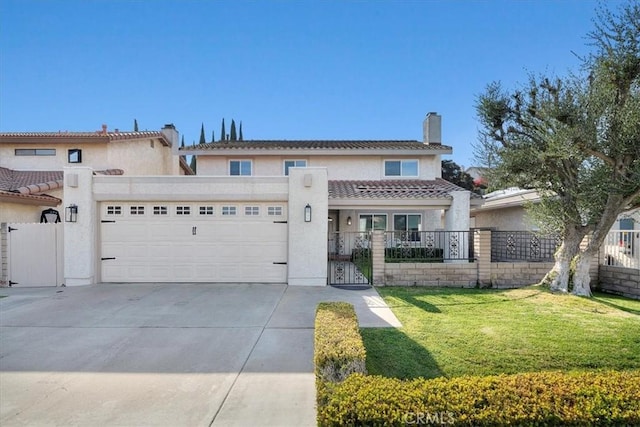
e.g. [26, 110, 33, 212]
[63, 167, 97, 286]
[1, 138, 178, 175]
[196, 154, 441, 180]
[287, 168, 329, 286]
[0, 189, 64, 224]
[472, 206, 535, 231]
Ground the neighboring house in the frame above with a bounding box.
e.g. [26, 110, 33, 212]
[470, 187, 540, 231]
[0, 125, 191, 224]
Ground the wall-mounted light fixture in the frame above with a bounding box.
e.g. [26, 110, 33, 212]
[347, 216, 352, 226]
[65, 204, 78, 222]
[304, 204, 312, 222]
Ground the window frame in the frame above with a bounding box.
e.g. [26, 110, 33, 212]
[68, 149, 82, 163]
[358, 213, 388, 232]
[393, 213, 422, 241]
[384, 159, 419, 177]
[15, 148, 56, 156]
[283, 159, 307, 176]
[229, 159, 253, 176]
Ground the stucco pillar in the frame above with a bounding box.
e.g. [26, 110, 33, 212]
[444, 191, 471, 261]
[371, 230, 385, 286]
[475, 229, 492, 286]
[63, 167, 97, 286]
[287, 168, 328, 286]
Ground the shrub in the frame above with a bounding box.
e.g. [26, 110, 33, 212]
[317, 370, 640, 426]
[314, 302, 367, 384]
[385, 247, 444, 262]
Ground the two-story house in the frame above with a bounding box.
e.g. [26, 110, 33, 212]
[187, 112, 476, 237]
[3, 113, 477, 288]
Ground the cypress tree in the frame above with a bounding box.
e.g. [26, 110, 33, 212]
[134, 119, 139, 132]
[220, 119, 226, 142]
[239, 121, 243, 141]
[199, 123, 206, 145]
[181, 135, 185, 148]
[211, 130, 215, 143]
[189, 141, 198, 173]
[230, 119, 237, 141]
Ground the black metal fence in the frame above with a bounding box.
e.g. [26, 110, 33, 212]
[491, 231, 560, 262]
[328, 231, 372, 286]
[384, 231, 473, 262]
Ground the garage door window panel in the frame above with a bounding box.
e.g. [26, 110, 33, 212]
[176, 206, 191, 215]
[222, 206, 237, 216]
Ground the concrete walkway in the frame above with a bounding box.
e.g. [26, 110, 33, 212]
[0, 283, 400, 426]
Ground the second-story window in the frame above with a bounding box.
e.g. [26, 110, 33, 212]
[284, 160, 307, 175]
[230, 160, 252, 176]
[384, 160, 418, 177]
[15, 148, 56, 156]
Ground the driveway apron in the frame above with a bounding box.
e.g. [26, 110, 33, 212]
[0, 283, 400, 426]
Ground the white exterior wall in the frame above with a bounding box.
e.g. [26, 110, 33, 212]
[472, 207, 535, 231]
[0, 189, 63, 224]
[63, 167, 98, 286]
[287, 168, 328, 286]
[1, 138, 177, 175]
[196, 154, 441, 180]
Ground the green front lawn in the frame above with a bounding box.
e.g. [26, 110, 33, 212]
[361, 286, 640, 379]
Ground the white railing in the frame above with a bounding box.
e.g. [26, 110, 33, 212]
[600, 230, 640, 269]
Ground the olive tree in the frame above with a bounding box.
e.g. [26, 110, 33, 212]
[475, 2, 640, 296]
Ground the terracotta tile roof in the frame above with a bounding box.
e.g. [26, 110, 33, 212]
[0, 190, 62, 206]
[183, 140, 451, 151]
[0, 167, 63, 192]
[329, 179, 481, 200]
[0, 131, 170, 146]
[0, 167, 63, 206]
[93, 169, 124, 176]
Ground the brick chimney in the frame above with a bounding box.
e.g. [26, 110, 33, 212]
[101, 124, 108, 135]
[423, 112, 441, 145]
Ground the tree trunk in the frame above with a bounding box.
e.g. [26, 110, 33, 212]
[542, 228, 583, 292]
[572, 195, 626, 297]
[572, 250, 594, 296]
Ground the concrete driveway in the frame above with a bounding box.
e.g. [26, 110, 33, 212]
[0, 283, 400, 426]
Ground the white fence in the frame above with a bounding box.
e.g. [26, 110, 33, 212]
[600, 230, 640, 270]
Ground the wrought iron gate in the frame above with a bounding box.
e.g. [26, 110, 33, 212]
[328, 231, 372, 287]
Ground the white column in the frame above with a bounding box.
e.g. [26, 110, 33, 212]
[444, 190, 471, 262]
[63, 167, 97, 285]
[287, 168, 328, 286]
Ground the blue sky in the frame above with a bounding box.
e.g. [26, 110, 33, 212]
[1, 0, 605, 168]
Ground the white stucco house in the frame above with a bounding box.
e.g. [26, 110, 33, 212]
[0, 125, 191, 224]
[2, 113, 479, 288]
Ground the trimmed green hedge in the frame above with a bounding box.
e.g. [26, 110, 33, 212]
[314, 302, 367, 383]
[318, 371, 640, 426]
[385, 247, 444, 262]
[314, 302, 640, 426]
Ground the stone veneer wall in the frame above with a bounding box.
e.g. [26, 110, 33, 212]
[596, 265, 640, 299]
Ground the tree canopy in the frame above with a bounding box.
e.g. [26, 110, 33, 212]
[475, 2, 640, 296]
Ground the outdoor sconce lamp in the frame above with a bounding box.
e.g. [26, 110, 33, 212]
[65, 204, 78, 223]
[347, 216, 352, 226]
[304, 204, 312, 222]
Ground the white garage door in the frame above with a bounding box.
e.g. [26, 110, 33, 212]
[100, 202, 288, 283]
